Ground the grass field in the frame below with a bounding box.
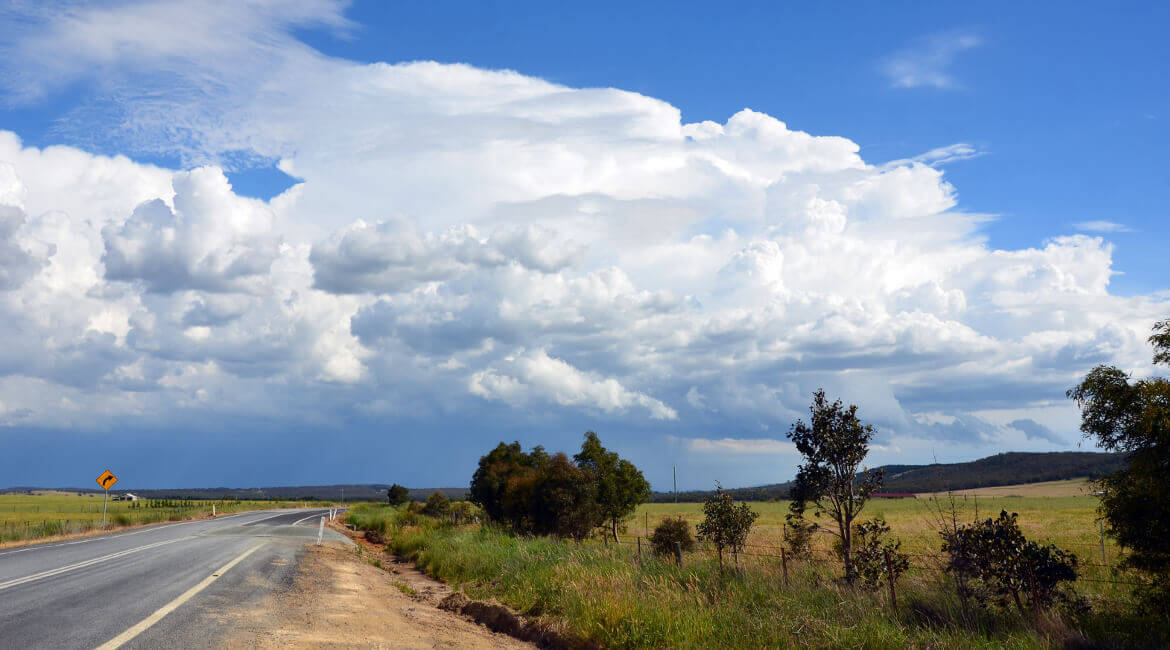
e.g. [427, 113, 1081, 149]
[346, 490, 1164, 649]
[631, 490, 1113, 559]
[917, 478, 1095, 498]
[0, 491, 332, 545]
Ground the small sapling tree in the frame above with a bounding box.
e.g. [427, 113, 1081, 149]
[573, 431, 651, 542]
[386, 484, 409, 507]
[853, 518, 910, 594]
[787, 389, 883, 584]
[783, 501, 819, 559]
[697, 485, 759, 570]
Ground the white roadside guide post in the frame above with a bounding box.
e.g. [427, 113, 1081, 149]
[317, 516, 325, 545]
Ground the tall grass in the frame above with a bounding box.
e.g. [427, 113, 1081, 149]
[347, 502, 1167, 649]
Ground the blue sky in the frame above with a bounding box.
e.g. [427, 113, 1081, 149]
[0, 1, 1166, 489]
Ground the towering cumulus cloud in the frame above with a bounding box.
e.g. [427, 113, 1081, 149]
[0, 1, 1164, 480]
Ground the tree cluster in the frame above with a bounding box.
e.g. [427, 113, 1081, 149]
[1069, 319, 1170, 612]
[469, 432, 650, 541]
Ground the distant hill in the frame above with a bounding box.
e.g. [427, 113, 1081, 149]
[2, 451, 1126, 504]
[0, 484, 468, 502]
[651, 451, 1127, 502]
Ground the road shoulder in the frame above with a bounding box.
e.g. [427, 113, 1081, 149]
[220, 541, 534, 649]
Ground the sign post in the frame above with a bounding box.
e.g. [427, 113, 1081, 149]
[95, 469, 118, 528]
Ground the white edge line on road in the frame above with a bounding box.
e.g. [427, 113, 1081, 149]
[290, 511, 324, 526]
[246, 511, 307, 526]
[95, 542, 266, 650]
[0, 537, 189, 591]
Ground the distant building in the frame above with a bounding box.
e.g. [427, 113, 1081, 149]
[870, 493, 917, 499]
[120, 493, 139, 502]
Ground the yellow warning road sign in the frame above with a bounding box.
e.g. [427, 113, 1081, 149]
[96, 470, 118, 491]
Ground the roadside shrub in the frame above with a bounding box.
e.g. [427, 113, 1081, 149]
[450, 500, 477, 525]
[852, 518, 909, 591]
[942, 509, 1079, 613]
[422, 491, 452, 518]
[112, 512, 133, 526]
[386, 484, 410, 506]
[649, 516, 695, 556]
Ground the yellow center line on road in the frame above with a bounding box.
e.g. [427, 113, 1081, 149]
[0, 537, 189, 591]
[94, 542, 266, 650]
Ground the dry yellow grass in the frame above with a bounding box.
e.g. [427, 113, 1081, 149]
[0, 491, 329, 544]
[917, 478, 1095, 498]
[629, 489, 1123, 600]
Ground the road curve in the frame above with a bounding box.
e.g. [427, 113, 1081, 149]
[0, 508, 350, 649]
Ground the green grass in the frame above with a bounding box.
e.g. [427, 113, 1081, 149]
[347, 500, 1169, 649]
[0, 492, 334, 544]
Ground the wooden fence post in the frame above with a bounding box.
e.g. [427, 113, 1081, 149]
[1099, 519, 1106, 564]
[883, 548, 897, 614]
[673, 541, 683, 567]
[780, 547, 789, 586]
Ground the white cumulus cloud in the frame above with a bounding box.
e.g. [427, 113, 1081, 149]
[0, 2, 1164, 476]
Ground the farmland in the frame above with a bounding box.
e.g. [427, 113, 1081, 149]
[0, 491, 331, 545]
[632, 488, 1112, 559]
[347, 488, 1163, 649]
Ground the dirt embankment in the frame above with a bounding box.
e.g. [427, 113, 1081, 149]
[221, 532, 535, 649]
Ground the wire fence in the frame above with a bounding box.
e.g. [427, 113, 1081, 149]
[606, 534, 1151, 590]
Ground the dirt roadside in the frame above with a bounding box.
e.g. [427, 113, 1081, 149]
[220, 536, 535, 649]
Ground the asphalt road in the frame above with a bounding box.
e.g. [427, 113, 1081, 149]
[0, 508, 351, 649]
